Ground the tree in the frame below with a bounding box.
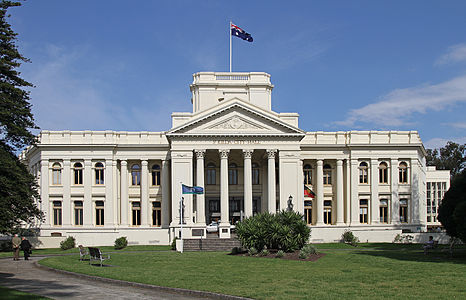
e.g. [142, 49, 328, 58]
[426, 141, 466, 180]
[0, 1, 42, 233]
[438, 170, 466, 243]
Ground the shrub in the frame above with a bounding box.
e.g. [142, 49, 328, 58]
[301, 244, 317, 255]
[393, 233, 403, 243]
[298, 250, 308, 259]
[60, 236, 76, 250]
[276, 250, 285, 258]
[170, 237, 177, 250]
[231, 247, 242, 255]
[114, 236, 128, 250]
[260, 247, 269, 256]
[236, 210, 310, 252]
[248, 247, 258, 256]
[341, 230, 359, 246]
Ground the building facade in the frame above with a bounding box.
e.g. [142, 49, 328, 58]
[22, 72, 449, 245]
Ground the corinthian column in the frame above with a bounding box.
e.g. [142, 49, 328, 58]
[219, 149, 230, 225]
[316, 159, 324, 225]
[336, 159, 344, 225]
[267, 149, 277, 213]
[195, 150, 206, 224]
[243, 149, 253, 218]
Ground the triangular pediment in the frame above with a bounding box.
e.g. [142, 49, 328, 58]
[167, 98, 305, 138]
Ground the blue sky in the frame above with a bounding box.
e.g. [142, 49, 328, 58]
[9, 0, 466, 149]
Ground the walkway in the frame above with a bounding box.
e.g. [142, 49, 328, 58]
[0, 257, 235, 300]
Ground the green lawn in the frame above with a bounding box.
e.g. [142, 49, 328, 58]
[0, 286, 50, 299]
[0, 244, 170, 259]
[39, 245, 466, 300]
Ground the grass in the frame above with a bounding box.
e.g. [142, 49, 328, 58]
[39, 244, 466, 300]
[0, 244, 170, 259]
[0, 286, 50, 299]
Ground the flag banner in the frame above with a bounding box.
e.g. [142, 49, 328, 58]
[304, 185, 316, 198]
[182, 184, 204, 194]
[231, 23, 253, 42]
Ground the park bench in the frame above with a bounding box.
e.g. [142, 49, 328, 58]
[88, 247, 110, 266]
[78, 245, 88, 261]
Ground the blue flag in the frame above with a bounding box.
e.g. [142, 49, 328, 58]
[231, 23, 253, 42]
[182, 184, 204, 194]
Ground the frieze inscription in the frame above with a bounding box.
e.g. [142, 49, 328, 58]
[213, 140, 261, 145]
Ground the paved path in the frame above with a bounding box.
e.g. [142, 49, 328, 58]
[0, 257, 218, 300]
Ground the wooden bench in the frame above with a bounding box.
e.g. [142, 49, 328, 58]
[424, 240, 439, 254]
[88, 247, 110, 266]
[78, 245, 88, 261]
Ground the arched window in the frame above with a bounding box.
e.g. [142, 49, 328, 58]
[131, 164, 141, 186]
[379, 162, 388, 184]
[399, 162, 408, 184]
[73, 162, 83, 185]
[359, 162, 368, 184]
[229, 163, 238, 185]
[323, 164, 332, 185]
[95, 162, 104, 185]
[52, 163, 62, 185]
[252, 163, 260, 185]
[206, 162, 216, 185]
[304, 164, 312, 185]
[151, 164, 161, 186]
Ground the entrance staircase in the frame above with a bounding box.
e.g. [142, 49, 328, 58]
[183, 237, 241, 251]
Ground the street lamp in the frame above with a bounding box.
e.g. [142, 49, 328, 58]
[287, 195, 293, 211]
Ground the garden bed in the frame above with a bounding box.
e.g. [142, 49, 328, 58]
[231, 250, 326, 261]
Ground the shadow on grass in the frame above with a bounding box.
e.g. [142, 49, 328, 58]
[352, 247, 466, 264]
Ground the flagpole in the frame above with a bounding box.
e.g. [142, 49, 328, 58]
[180, 183, 184, 253]
[229, 21, 232, 72]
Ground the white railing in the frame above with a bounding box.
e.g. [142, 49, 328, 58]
[215, 75, 249, 81]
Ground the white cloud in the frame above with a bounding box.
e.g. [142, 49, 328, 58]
[436, 43, 466, 65]
[335, 75, 466, 127]
[424, 136, 466, 149]
[443, 122, 466, 129]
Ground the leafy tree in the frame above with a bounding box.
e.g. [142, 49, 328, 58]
[438, 170, 466, 243]
[0, 1, 42, 233]
[426, 141, 466, 180]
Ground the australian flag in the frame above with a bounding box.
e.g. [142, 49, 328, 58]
[231, 23, 253, 42]
[182, 184, 204, 195]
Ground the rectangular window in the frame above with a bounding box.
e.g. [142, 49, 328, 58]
[252, 168, 260, 185]
[359, 199, 368, 224]
[323, 200, 332, 224]
[53, 201, 62, 226]
[323, 171, 332, 185]
[152, 201, 161, 226]
[379, 168, 388, 184]
[74, 169, 83, 185]
[206, 169, 216, 185]
[400, 199, 408, 223]
[52, 169, 61, 185]
[95, 201, 104, 226]
[95, 169, 104, 185]
[253, 196, 260, 215]
[209, 199, 220, 213]
[359, 169, 368, 184]
[228, 169, 238, 185]
[304, 200, 312, 225]
[74, 201, 83, 226]
[379, 199, 388, 223]
[132, 202, 141, 226]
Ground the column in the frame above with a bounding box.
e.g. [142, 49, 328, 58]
[370, 159, 379, 224]
[243, 149, 253, 217]
[120, 160, 128, 226]
[40, 160, 49, 226]
[350, 159, 359, 225]
[195, 150, 206, 224]
[336, 159, 344, 225]
[161, 159, 170, 227]
[267, 149, 277, 213]
[62, 159, 71, 226]
[83, 159, 92, 226]
[219, 149, 230, 224]
[141, 160, 149, 226]
[315, 159, 324, 225]
[105, 159, 115, 226]
[111, 160, 118, 226]
[345, 160, 351, 224]
[390, 158, 399, 224]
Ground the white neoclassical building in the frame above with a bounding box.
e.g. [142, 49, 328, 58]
[21, 72, 450, 246]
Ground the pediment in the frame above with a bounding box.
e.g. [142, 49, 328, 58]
[167, 99, 305, 138]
